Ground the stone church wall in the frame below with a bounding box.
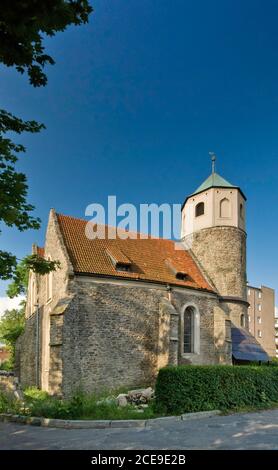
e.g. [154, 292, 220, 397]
[59, 278, 229, 397]
[15, 308, 42, 389]
[61, 279, 164, 396]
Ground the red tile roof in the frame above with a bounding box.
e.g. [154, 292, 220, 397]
[56, 213, 214, 292]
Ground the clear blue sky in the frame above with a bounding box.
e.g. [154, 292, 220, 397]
[1, 0, 278, 296]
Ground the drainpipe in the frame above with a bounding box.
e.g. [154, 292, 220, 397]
[35, 303, 40, 387]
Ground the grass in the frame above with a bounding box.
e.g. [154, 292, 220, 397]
[0, 387, 159, 421]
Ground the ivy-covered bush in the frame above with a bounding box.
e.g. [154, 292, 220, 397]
[155, 365, 278, 415]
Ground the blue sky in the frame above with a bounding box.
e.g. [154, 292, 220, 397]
[1, 0, 278, 297]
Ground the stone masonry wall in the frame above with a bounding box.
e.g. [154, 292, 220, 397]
[62, 280, 163, 396]
[60, 278, 229, 397]
[15, 308, 42, 389]
[188, 226, 248, 328]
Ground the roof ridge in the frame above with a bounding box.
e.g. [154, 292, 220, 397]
[57, 212, 174, 243]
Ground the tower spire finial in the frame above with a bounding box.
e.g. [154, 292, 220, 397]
[209, 152, 216, 174]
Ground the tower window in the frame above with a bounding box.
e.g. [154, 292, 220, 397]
[240, 314, 246, 328]
[220, 198, 231, 218]
[240, 203, 244, 219]
[195, 202, 205, 217]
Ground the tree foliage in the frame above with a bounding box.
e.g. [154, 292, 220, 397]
[0, 1, 93, 281]
[0, 110, 44, 279]
[0, 1, 93, 87]
[0, 307, 25, 368]
[6, 255, 60, 298]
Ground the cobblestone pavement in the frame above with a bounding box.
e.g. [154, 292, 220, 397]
[1, 409, 278, 450]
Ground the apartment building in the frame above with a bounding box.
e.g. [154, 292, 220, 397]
[247, 285, 276, 357]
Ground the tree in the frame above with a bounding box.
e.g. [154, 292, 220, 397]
[0, 1, 93, 87]
[0, 307, 25, 368]
[6, 255, 60, 298]
[0, 1, 93, 281]
[0, 110, 44, 279]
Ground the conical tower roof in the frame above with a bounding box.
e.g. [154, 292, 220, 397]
[193, 172, 234, 195]
[182, 156, 246, 209]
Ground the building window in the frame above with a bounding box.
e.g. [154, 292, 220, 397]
[182, 305, 200, 355]
[116, 263, 131, 272]
[248, 315, 251, 323]
[258, 330, 262, 338]
[240, 314, 245, 328]
[220, 198, 231, 218]
[258, 291, 262, 299]
[257, 316, 262, 324]
[258, 303, 262, 312]
[240, 203, 244, 219]
[248, 289, 251, 297]
[195, 202, 205, 217]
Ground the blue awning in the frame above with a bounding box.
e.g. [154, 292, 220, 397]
[231, 326, 269, 362]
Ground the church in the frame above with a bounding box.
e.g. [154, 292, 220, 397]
[16, 165, 269, 397]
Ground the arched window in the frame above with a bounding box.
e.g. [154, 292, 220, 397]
[240, 314, 245, 328]
[183, 305, 200, 354]
[195, 202, 205, 217]
[220, 198, 231, 218]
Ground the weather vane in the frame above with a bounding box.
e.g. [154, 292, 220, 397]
[209, 152, 216, 174]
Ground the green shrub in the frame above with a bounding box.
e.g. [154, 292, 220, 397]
[154, 365, 278, 415]
[18, 389, 158, 420]
[24, 387, 50, 401]
[0, 391, 22, 414]
[0, 361, 12, 371]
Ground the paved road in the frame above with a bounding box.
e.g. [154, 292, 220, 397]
[1, 410, 278, 450]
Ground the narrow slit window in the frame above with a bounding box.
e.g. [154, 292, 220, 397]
[183, 306, 195, 353]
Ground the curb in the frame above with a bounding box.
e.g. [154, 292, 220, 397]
[0, 410, 221, 429]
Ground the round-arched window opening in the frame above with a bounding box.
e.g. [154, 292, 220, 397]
[240, 314, 245, 328]
[195, 202, 205, 217]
